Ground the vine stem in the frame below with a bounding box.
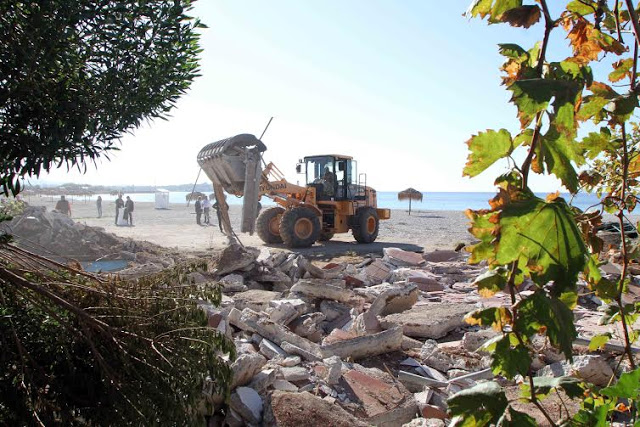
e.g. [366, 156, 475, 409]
[506, 263, 558, 427]
[624, 0, 640, 49]
[616, 123, 637, 370]
[521, 0, 554, 189]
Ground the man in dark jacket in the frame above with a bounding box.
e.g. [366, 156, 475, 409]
[55, 195, 71, 216]
[124, 196, 134, 225]
[195, 196, 202, 225]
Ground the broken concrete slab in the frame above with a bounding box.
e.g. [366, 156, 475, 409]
[423, 250, 463, 263]
[229, 386, 263, 425]
[266, 391, 368, 427]
[219, 273, 247, 292]
[233, 290, 283, 312]
[272, 379, 298, 392]
[214, 244, 259, 276]
[380, 303, 475, 339]
[537, 355, 614, 387]
[383, 247, 426, 267]
[363, 259, 393, 284]
[248, 368, 276, 393]
[290, 280, 365, 308]
[239, 309, 325, 360]
[230, 352, 267, 389]
[462, 329, 500, 353]
[320, 300, 350, 321]
[398, 370, 448, 392]
[322, 326, 404, 360]
[322, 355, 343, 385]
[259, 338, 288, 360]
[280, 366, 309, 382]
[368, 283, 419, 317]
[343, 367, 417, 426]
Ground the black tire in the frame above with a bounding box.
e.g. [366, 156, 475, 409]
[318, 231, 334, 241]
[256, 206, 284, 244]
[279, 206, 321, 248]
[352, 207, 379, 243]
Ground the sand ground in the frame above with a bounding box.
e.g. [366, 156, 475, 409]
[27, 196, 473, 258]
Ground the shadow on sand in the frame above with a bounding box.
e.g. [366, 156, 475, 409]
[264, 240, 424, 262]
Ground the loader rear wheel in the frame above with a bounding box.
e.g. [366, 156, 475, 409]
[256, 206, 284, 244]
[352, 207, 379, 243]
[280, 207, 321, 248]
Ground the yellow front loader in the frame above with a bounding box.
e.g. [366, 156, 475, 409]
[197, 134, 389, 248]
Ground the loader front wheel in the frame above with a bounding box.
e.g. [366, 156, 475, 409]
[352, 207, 379, 243]
[256, 206, 284, 244]
[280, 207, 321, 248]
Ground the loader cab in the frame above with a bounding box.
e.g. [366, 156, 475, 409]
[304, 155, 362, 201]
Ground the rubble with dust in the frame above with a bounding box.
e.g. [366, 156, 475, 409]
[1, 205, 187, 275]
[198, 244, 640, 426]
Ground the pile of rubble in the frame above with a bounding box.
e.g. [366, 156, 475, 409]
[198, 243, 640, 426]
[1, 206, 180, 272]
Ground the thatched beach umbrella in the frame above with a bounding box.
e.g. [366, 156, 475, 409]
[397, 188, 423, 215]
[185, 191, 205, 202]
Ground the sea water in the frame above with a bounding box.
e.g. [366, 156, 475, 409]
[53, 191, 602, 212]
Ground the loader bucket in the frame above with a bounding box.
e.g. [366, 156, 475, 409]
[197, 134, 266, 234]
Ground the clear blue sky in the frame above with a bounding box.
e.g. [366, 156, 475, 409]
[40, 1, 579, 192]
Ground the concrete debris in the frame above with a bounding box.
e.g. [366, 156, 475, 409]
[381, 304, 475, 339]
[229, 386, 263, 425]
[193, 245, 637, 425]
[267, 391, 368, 427]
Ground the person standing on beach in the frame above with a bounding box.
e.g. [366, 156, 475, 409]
[202, 196, 211, 225]
[124, 196, 134, 225]
[115, 194, 124, 225]
[55, 195, 71, 216]
[96, 195, 102, 218]
[195, 196, 203, 225]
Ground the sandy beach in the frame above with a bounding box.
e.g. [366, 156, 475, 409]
[24, 196, 473, 258]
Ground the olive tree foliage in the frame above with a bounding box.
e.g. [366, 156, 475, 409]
[0, 0, 204, 195]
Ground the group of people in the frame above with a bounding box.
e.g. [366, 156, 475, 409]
[194, 195, 215, 226]
[54, 194, 134, 226]
[115, 194, 134, 226]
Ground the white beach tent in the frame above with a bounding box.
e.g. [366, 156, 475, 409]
[155, 189, 170, 209]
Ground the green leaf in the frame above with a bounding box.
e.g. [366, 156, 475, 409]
[538, 126, 582, 192]
[498, 43, 528, 60]
[567, 0, 598, 15]
[490, 334, 531, 378]
[496, 196, 588, 287]
[600, 367, 640, 399]
[464, 129, 518, 177]
[473, 269, 507, 296]
[500, 5, 541, 28]
[514, 292, 577, 359]
[508, 79, 555, 127]
[528, 375, 585, 399]
[448, 381, 509, 427]
[465, 307, 512, 330]
[504, 407, 537, 426]
[588, 333, 611, 351]
[609, 58, 634, 83]
[581, 129, 614, 160]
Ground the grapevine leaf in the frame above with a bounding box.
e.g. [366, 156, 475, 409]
[504, 408, 537, 426]
[448, 381, 509, 427]
[609, 58, 634, 83]
[600, 367, 640, 399]
[610, 92, 639, 124]
[465, 307, 512, 331]
[464, 129, 518, 177]
[581, 129, 613, 160]
[514, 292, 577, 359]
[588, 333, 611, 351]
[490, 334, 531, 378]
[473, 269, 507, 296]
[466, 0, 522, 22]
[565, 16, 626, 64]
[508, 79, 555, 127]
[498, 43, 527, 60]
[465, 209, 500, 264]
[500, 5, 541, 28]
[496, 196, 587, 287]
[567, 0, 598, 15]
[529, 376, 585, 399]
[538, 127, 582, 192]
[572, 404, 612, 426]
